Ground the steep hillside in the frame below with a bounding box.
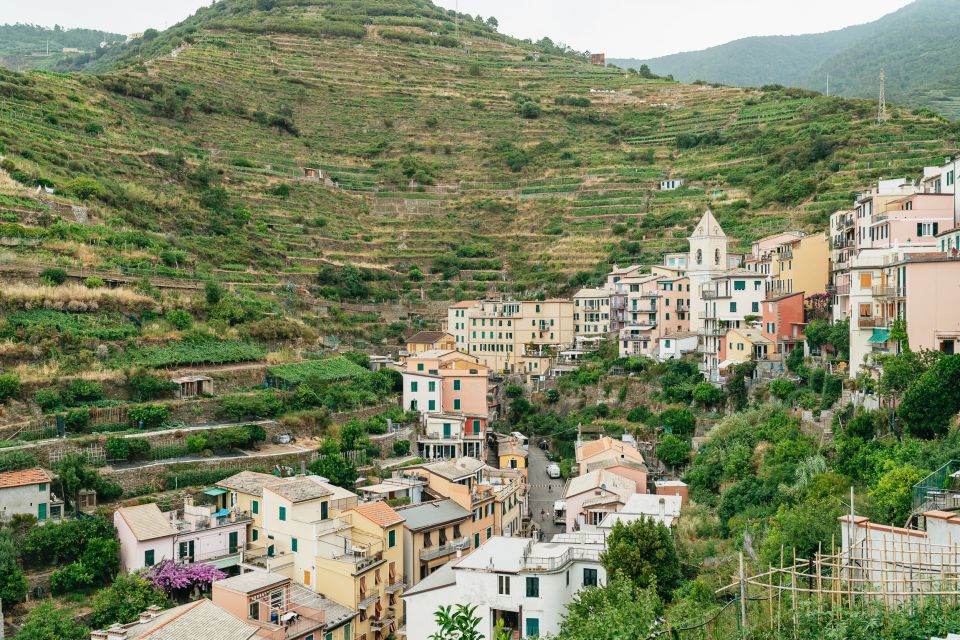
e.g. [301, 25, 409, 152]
[612, 0, 960, 118]
[0, 23, 124, 71]
[0, 0, 955, 307]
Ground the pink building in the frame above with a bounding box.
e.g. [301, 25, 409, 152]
[562, 469, 636, 532]
[892, 254, 960, 355]
[402, 350, 489, 417]
[115, 497, 251, 573]
[746, 231, 805, 276]
[867, 194, 954, 249]
[761, 291, 805, 358]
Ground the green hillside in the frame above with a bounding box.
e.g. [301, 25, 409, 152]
[0, 23, 124, 71]
[612, 0, 960, 119]
[0, 0, 956, 309]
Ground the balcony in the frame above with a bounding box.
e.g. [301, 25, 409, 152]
[384, 579, 406, 594]
[420, 537, 468, 561]
[872, 285, 896, 297]
[358, 590, 381, 610]
[371, 610, 398, 632]
[701, 288, 730, 300]
[834, 285, 850, 296]
[858, 317, 889, 329]
[522, 547, 601, 571]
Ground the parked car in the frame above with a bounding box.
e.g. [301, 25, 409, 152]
[547, 463, 561, 479]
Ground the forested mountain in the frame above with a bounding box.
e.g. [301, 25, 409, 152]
[611, 0, 960, 118]
[0, 23, 124, 71]
[0, 0, 954, 303]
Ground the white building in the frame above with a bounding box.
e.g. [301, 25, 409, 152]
[401, 369, 442, 414]
[687, 209, 730, 332]
[699, 269, 767, 383]
[660, 179, 684, 191]
[418, 413, 486, 460]
[597, 493, 682, 529]
[656, 331, 698, 361]
[402, 535, 606, 640]
[0, 468, 62, 523]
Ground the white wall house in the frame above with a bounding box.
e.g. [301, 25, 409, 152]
[403, 535, 606, 640]
[656, 332, 698, 361]
[0, 468, 61, 523]
[402, 371, 442, 414]
[660, 179, 684, 191]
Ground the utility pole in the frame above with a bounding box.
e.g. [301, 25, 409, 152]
[739, 551, 749, 636]
[826, 72, 830, 97]
[877, 69, 887, 124]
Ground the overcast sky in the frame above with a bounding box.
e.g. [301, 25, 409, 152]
[5, 0, 915, 58]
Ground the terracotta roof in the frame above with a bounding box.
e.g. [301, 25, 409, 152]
[407, 331, 453, 344]
[576, 436, 644, 465]
[0, 468, 50, 489]
[116, 503, 177, 541]
[111, 599, 259, 640]
[452, 300, 478, 308]
[347, 500, 405, 528]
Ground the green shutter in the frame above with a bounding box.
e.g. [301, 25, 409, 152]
[321, 501, 328, 520]
[37, 503, 47, 521]
[145, 549, 155, 567]
[388, 529, 396, 548]
[279, 506, 286, 521]
[292, 537, 298, 552]
[252, 500, 259, 514]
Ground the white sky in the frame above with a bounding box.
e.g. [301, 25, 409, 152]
[3, 0, 915, 58]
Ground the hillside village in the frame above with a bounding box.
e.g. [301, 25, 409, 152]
[2, 1, 960, 640]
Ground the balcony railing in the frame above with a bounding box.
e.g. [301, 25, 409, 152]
[834, 285, 849, 296]
[371, 610, 398, 631]
[358, 590, 381, 609]
[872, 285, 896, 297]
[701, 288, 729, 300]
[858, 317, 889, 328]
[384, 579, 406, 594]
[420, 537, 468, 561]
[522, 547, 601, 571]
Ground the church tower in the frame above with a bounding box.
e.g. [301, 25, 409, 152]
[687, 208, 729, 331]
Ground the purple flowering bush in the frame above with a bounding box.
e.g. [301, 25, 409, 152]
[145, 560, 225, 593]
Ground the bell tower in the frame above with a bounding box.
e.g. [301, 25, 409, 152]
[687, 208, 728, 330]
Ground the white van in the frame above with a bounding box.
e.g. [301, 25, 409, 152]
[547, 463, 561, 479]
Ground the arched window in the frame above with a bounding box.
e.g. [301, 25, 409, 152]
[715, 248, 721, 265]
[696, 249, 702, 265]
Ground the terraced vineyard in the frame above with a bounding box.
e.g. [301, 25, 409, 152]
[0, 0, 956, 304]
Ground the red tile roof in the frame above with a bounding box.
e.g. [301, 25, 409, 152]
[347, 500, 405, 528]
[0, 468, 50, 489]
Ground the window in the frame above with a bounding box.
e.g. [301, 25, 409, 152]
[410, 400, 418, 410]
[428, 381, 435, 392]
[389, 529, 396, 548]
[292, 537, 298, 552]
[417, 363, 424, 371]
[535, 304, 540, 313]
[38, 483, 46, 492]
[250, 601, 259, 620]
[734, 280, 746, 291]
[487, 527, 492, 539]
[252, 500, 259, 515]
[715, 248, 721, 264]
[729, 302, 737, 313]
[453, 379, 461, 391]
[144, 549, 155, 567]
[472, 419, 481, 434]
[583, 568, 598, 587]
[526, 618, 540, 638]
[752, 302, 759, 313]
[949, 170, 956, 186]
[428, 400, 436, 411]
[918, 222, 939, 236]
[860, 273, 872, 288]
[474, 533, 480, 548]
[498, 575, 511, 595]
[696, 249, 702, 265]
[754, 280, 762, 291]
[321, 501, 328, 520]
[526, 576, 540, 597]
[410, 381, 418, 392]
[38, 503, 46, 521]
[454, 399, 461, 411]
[253, 529, 259, 541]
[443, 423, 451, 438]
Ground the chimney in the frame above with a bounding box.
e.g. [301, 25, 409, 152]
[90, 632, 109, 640]
[106, 624, 128, 640]
[145, 605, 162, 617]
[658, 497, 666, 520]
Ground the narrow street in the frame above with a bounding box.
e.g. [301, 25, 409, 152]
[526, 442, 565, 538]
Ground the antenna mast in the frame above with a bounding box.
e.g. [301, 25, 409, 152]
[877, 68, 887, 124]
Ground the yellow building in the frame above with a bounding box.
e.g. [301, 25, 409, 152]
[446, 298, 575, 374]
[215, 470, 283, 548]
[722, 328, 772, 366]
[496, 437, 528, 481]
[404, 331, 455, 357]
[395, 498, 473, 586]
[770, 232, 830, 296]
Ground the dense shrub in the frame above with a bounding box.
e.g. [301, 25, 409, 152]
[0, 373, 20, 402]
[40, 267, 68, 286]
[128, 404, 171, 428]
[165, 308, 193, 330]
[128, 371, 177, 402]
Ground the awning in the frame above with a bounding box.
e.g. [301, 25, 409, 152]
[717, 359, 736, 370]
[868, 329, 890, 344]
[212, 508, 231, 518]
[203, 488, 228, 496]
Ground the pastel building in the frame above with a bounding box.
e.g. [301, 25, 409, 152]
[746, 231, 806, 277]
[403, 534, 606, 640]
[0, 468, 62, 523]
[115, 498, 251, 573]
[573, 288, 611, 337]
[403, 331, 455, 358]
[699, 269, 767, 383]
[761, 291, 806, 361]
[402, 350, 488, 416]
[575, 436, 648, 493]
[890, 253, 960, 356]
[562, 469, 636, 532]
[770, 232, 829, 296]
[418, 412, 486, 460]
[687, 209, 731, 332]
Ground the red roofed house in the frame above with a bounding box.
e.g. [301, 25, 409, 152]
[0, 467, 62, 523]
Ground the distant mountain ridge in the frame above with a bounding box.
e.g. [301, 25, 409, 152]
[0, 23, 125, 71]
[611, 0, 960, 118]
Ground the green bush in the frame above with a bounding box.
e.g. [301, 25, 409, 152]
[217, 391, 284, 420]
[627, 405, 652, 423]
[65, 177, 106, 200]
[165, 309, 193, 330]
[128, 404, 171, 429]
[50, 562, 95, 594]
[126, 438, 151, 460]
[659, 408, 696, 438]
[104, 437, 129, 461]
[128, 371, 177, 402]
[64, 408, 91, 431]
[519, 101, 542, 119]
[393, 440, 410, 456]
[40, 267, 68, 286]
[770, 379, 794, 400]
[35, 388, 62, 411]
[84, 276, 105, 288]
[62, 378, 104, 405]
[0, 373, 20, 403]
[0, 450, 38, 472]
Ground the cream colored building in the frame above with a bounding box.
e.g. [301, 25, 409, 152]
[446, 299, 575, 374]
[573, 288, 612, 338]
[687, 209, 731, 332]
